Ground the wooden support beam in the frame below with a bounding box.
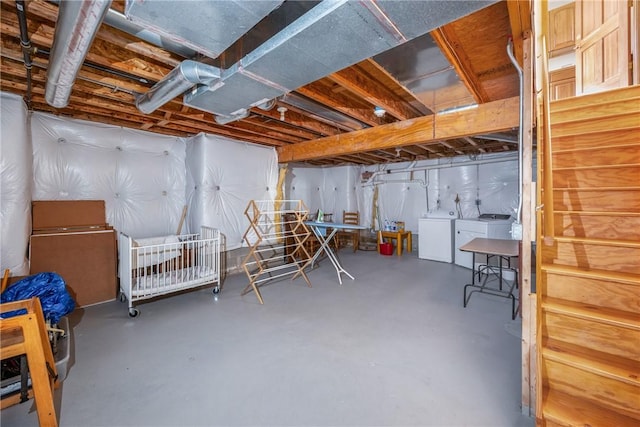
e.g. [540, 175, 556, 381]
[506, 0, 533, 67]
[277, 97, 519, 163]
[462, 136, 487, 153]
[295, 83, 378, 128]
[328, 66, 420, 121]
[431, 27, 490, 104]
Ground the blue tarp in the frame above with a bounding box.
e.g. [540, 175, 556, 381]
[1, 272, 75, 324]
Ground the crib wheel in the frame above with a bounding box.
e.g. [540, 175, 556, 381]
[213, 286, 220, 294]
[128, 308, 139, 318]
[119, 293, 126, 303]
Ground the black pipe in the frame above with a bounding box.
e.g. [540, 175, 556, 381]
[15, 0, 33, 108]
[38, 48, 151, 85]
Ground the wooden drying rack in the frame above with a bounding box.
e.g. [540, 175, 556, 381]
[241, 200, 313, 304]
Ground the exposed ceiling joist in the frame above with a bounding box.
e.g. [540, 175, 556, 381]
[278, 96, 519, 163]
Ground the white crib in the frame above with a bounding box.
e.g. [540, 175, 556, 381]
[118, 226, 221, 317]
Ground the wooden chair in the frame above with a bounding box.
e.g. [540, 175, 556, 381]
[337, 211, 360, 252]
[1, 297, 59, 426]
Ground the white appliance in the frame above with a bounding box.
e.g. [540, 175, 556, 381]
[455, 214, 513, 269]
[419, 210, 456, 263]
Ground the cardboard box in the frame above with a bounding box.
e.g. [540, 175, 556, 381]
[32, 200, 107, 233]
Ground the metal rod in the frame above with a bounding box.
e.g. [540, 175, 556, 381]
[15, 0, 33, 108]
[507, 38, 524, 225]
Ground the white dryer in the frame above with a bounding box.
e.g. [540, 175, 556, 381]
[454, 214, 513, 269]
[419, 210, 456, 263]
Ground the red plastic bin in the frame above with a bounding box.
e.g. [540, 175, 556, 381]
[379, 242, 394, 256]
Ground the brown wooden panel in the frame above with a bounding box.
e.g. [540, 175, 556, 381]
[553, 189, 640, 213]
[553, 145, 640, 168]
[553, 166, 640, 189]
[542, 388, 640, 427]
[552, 128, 639, 152]
[551, 112, 639, 138]
[29, 230, 118, 307]
[32, 200, 106, 231]
[543, 271, 640, 313]
[542, 239, 640, 275]
[575, 0, 629, 95]
[277, 97, 519, 162]
[553, 212, 640, 241]
[548, 3, 575, 54]
[542, 359, 640, 419]
[550, 95, 640, 125]
[542, 311, 640, 360]
[551, 85, 640, 113]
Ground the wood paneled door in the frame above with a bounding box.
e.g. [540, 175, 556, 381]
[575, 0, 631, 95]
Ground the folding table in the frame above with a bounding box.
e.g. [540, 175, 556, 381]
[459, 237, 520, 319]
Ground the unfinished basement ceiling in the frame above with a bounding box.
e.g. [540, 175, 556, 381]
[0, 0, 529, 166]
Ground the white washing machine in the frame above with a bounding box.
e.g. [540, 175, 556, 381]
[454, 214, 513, 269]
[419, 210, 456, 263]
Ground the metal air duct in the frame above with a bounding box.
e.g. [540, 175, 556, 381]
[214, 109, 250, 125]
[184, 0, 495, 117]
[45, 0, 111, 108]
[124, 0, 284, 59]
[133, 0, 496, 119]
[135, 60, 220, 114]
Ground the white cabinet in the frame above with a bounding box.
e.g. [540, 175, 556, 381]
[418, 218, 455, 263]
[454, 219, 513, 269]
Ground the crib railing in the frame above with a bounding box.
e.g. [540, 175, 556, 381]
[118, 226, 220, 317]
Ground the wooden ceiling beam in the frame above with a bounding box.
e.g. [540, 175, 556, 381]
[462, 136, 487, 153]
[277, 96, 519, 163]
[295, 82, 379, 128]
[430, 27, 489, 104]
[250, 106, 340, 137]
[506, 0, 533, 66]
[242, 116, 319, 140]
[327, 65, 420, 121]
[361, 59, 432, 115]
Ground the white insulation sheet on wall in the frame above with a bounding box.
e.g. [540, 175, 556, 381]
[31, 113, 187, 238]
[1, 93, 31, 275]
[186, 134, 278, 250]
[286, 165, 360, 221]
[288, 153, 520, 234]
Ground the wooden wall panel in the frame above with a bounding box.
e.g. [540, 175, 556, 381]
[553, 145, 640, 168]
[552, 128, 639, 151]
[553, 213, 640, 241]
[553, 166, 640, 188]
[542, 240, 640, 275]
[543, 271, 640, 313]
[553, 189, 640, 212]
[542, 360, 640, 419]
[542, 312, 640, 360]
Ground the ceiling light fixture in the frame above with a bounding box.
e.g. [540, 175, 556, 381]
[277, 106, 288, 121]
[373, 106, 386, 118]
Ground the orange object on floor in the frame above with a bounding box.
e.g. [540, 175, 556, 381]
[377, 230, 412, 256]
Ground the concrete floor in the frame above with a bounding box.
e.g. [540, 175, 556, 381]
[2, 250, 534, 426]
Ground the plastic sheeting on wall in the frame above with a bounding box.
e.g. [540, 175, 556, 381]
[292, 153, 521, 235]
[31, 113, 186, 238]
[186, 134, 278, 250]
[286, 165, 360, 221]
[0, 93, 31, 275]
